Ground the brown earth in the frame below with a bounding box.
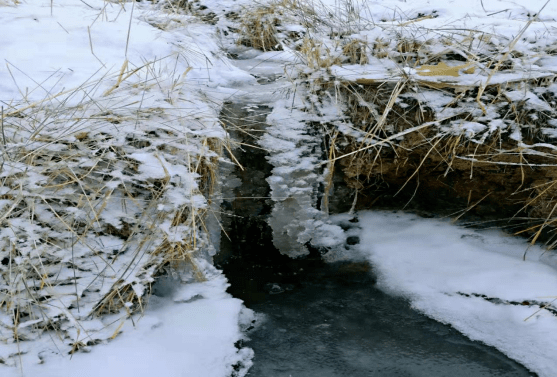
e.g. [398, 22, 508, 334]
[328, 81, 557, 244]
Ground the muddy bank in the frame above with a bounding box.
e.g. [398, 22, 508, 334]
[337, 136, 556, 221]
[321, 81, 557, 240]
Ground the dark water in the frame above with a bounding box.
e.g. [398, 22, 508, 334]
[217, 101, 537, 377]
[237, 261, 536, 377]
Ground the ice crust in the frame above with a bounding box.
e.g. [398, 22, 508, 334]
[260, 97, 347, 260]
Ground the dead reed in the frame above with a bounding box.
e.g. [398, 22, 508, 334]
[0, 53, 223, 364]
[237, 0, 557, 246]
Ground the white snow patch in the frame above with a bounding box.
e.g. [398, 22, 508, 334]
[356, 211, 557, 377]
[4, 271, 253, 377]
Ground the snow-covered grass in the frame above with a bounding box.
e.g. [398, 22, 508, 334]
[354, 210, 557, 377]
[4, 0, 557, 375]
[0, 0, 255, 372]
[223, 0, 557, 242]
[3, 263, 254, 377]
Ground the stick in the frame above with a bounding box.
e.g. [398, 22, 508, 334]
[1, 106, 5, 149]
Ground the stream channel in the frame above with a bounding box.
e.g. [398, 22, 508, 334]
[216, 101, 537, 377]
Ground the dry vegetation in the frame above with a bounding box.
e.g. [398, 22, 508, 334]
[236, 0, 557, 246]
[0, 0, 225, 364]
[0, 61, 221, 361]
[237, 5, 283, 51]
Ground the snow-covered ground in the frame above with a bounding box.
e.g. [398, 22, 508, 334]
[353, 211, 557, 377]
[5, 266, 254, 377]
[0, 0, 256, 375]
[3, 0, 557, 376]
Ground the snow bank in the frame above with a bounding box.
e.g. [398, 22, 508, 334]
[356, 211, 557, 377]
[4, 264, 253, 377]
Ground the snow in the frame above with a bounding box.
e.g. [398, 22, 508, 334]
[356, 211, 557, 377]
[1, 1, 170, 103]
[214, 0, 557, 373]
[0, 0, 256, 374]
[4, 0, 557, 375]
[4, 268, 253, 377]
[259, 98, 346, 259]
[451, 121, 488, 137]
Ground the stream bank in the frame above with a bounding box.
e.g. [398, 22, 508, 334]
[215, 99, 538, 377]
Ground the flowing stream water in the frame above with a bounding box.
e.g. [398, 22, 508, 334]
[217, 100, 537, 377]
[230, 258, 536, 377]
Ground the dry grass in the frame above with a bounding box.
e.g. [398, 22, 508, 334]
[331, 74, 557, 241]
[237, 5, 283, 51]
[239, 0, 557, 246]
[0, 51, 224, 363]
[0, 0, 238, 365]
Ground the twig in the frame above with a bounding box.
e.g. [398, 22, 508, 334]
[72, 233, 80, 313]
[323, 119, 441, 164]
[125, 0, 135, 58]
[487, 9, 510, 17]
[524, 298, 557, 322]
[80, 0, 94, 9]
[88, 26, 106, 68]
[1, 106, 6, 149]
[57, 21, 70, 34]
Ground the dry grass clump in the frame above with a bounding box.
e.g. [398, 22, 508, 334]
[327, 73, 557, 241]
[237, 6, 283, 51]
[342, 39, 369, 65]
[297, 37, 343, 69]
[139, 0, 219, 24]
[0, 54, 222, 363]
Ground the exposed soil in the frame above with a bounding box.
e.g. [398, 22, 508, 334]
[327, 81, 557, 242]
[342, 138, 549, 218]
